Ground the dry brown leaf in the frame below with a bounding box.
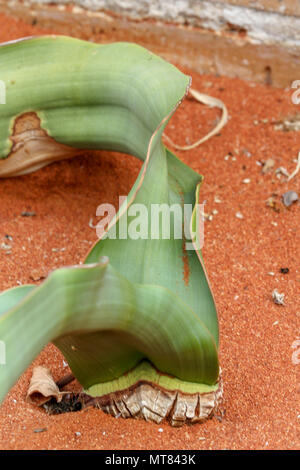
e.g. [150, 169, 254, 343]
[26, 366, 64, 406]
[163, 88, 228, 151]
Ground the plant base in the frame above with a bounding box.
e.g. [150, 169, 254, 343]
[84, 362, 223, 427]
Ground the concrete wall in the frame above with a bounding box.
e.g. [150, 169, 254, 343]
[26, 0, 300, 46]
[2, 0, 300, 87]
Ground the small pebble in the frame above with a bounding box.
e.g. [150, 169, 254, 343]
[272, 289, 285, 305]
[235, 212, 244, 219]
[242, 148, 252, 157]
[158, 428, 163, 433]
[21, 211, 36, 217]
[1, 242, 11, 250]
[280, 268, 289, 274]
[242, 178, 251, 184]
[29, 270, 44, 281]
[262, 158, 275, 174]
[282, 190, 298, 207]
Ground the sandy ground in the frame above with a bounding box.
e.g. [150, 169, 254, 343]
[0, 12, 299, 450]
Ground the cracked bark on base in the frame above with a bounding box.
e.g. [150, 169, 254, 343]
[87, 378, 223, 427]
[27, 366, 223, 426]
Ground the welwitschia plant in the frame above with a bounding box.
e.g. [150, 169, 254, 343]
[0, 36, 221, 426]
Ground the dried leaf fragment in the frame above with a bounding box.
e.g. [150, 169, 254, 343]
[262, 158, 275, 174]
[26, 366, 63, 406]
[275, 167, 290, 179]
[163, 88, 228, 151]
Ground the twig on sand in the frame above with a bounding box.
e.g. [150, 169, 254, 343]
[287, 151, 300, 182]
[56, 373, 75, 389]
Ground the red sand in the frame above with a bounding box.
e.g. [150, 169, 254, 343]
[0, 12, 299, 450]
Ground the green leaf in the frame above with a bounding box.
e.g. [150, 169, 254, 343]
[0, 36, 219, 410]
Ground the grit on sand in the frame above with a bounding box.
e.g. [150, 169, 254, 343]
[0, 12, 299, 450]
